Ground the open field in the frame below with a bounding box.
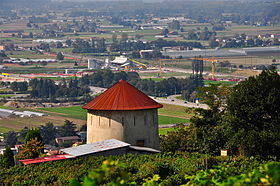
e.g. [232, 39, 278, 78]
[159, 127, 178, 135]
[140, 71, 189, 78]
[158, 115, 189, 125]
[7, 51, 56, 59]
[0, 115, 86, 133]
[0, 103, 191, 132]
[203, 80, 237, 86]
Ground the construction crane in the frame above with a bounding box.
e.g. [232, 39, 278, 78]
[189, 57, 219, 79]
[160, 57, 220, 79]
[129, 59, 147, 69]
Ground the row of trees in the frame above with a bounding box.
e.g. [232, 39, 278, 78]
[9, 70, 203, 101]
[72, 38, 106, 53]
[29, 78, 90, 99]
[161, 70, 280, 158]
[79, 70, 204, 99]
[4, 120, 83, 148]
[71, 38, 203, 54]
[10, 82, 28, 92]
[223, 38, 280, 48]
[186, 30, 217, 41]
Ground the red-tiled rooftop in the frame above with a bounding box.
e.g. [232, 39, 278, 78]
[19, 154, 75, 165]
[82, 80, 163, 111]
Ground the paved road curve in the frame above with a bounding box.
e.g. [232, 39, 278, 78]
[151, 94, 208, 109]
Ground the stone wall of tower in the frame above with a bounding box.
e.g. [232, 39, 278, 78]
[87, 109, 160, 150]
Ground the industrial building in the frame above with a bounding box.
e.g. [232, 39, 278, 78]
[83, 80, 163, 150]
[88, 59, 102, 69]
[161, 46, 280, 58]
[0, 108, 47, 118]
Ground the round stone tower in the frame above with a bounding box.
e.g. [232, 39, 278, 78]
[82, 80, 163, 150]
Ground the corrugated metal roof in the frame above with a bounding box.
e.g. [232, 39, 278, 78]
[82, 80, 163, 111]
[19, 154, 75, 165]
[61, 139, 130, 157]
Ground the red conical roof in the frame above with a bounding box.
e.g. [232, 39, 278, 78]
[82, 80, 163, 111]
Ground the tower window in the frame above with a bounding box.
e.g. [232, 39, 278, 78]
[136, 140, 145, 147]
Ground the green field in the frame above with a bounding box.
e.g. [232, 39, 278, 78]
[159, 127, 178, 135]
[38, 106, 86, 120]
[158, 115, 189, 125]
[0, 94, 15, 98]
[204, 80, 237, 86]
[158, 104, 192, 118]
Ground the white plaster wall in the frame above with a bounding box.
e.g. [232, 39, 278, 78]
[87, 109, 160, 149]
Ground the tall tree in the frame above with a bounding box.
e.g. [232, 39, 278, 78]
[2, 146, 15, 168]
[39, 122, 57, 144]
[4, 131, 18, 147]
[224, 70, 280, 157]
[16, 139, 45, 160]
[24, 128, 43, 145]
[58, 120, 77, 137]
[56, 52, 64, 60]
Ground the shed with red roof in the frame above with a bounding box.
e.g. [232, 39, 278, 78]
[83, 80, 162, 149]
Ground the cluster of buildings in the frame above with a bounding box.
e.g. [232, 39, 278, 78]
[87, 56, 147, 70]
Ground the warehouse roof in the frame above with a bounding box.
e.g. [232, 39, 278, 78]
[82, 80, 163, 111]
[61, 139, 130, 157]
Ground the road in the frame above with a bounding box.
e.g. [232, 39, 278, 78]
[151, 94, 208, 109]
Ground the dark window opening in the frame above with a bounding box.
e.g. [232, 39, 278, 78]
[136, 140, 145, 147]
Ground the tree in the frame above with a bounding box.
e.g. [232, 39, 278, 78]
[29, 32, 33, 38]
[16, 139, 45, 160]
[224, 70, 280, 157]
[39, 122, 57, 144]
[96, 38, 106, 53]
[168, 20, 181, 30]
[18, 127, 29, 143]
[58, 120, 77, 137]
[56, 42, 63, 48]
[4, 131, 18, 147]
[80, 124, 87, 132]
[66, 39, 72, 47]
[209, 39, 219, 48]
[161, 28, 169, 36]
[26, 22, 32, 27]
[2, 146, 15, 168]
[24, 128, 43, 144]
[187, 30, 198, 40]
[56, 52, 64, 60]
[121, 33, 128, 42]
